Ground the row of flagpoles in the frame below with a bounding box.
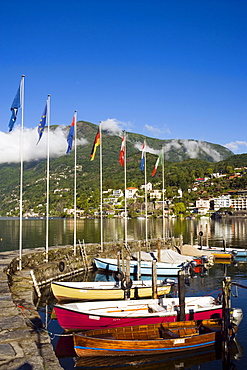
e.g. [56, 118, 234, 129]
[9, 76, 165, 269]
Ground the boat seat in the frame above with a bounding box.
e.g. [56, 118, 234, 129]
[159, 325, 198, 339]
[148, 303, 166, 313]
[159, 325, 180, 339]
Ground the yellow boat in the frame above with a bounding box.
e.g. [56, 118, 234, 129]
[211, 252, 233, 260]
[51, 280, 172, 302]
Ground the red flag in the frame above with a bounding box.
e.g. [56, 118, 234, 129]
[119, 133, 126, 166]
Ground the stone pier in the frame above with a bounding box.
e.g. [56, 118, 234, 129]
[0, 249, 64, 370]
[0, 239, 167, 369]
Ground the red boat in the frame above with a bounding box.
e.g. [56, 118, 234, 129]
[54, 296, 224, 331]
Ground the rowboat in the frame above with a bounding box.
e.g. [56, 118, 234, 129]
[194, 245, 247, 258]
[73, 316, 242, 357]
[54, 295, 226, 331]
[94, 257, 186, 276]
[51, 280, 172, 302]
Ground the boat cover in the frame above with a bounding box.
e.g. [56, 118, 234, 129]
[132, 249, 193, 264]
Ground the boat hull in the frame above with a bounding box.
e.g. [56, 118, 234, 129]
[94, 257, 181, 276]
[73, 320, 227, 357]
[51, 281, 171, 302]
[54, 297, 222, 331]
[194, 246, 247, 258]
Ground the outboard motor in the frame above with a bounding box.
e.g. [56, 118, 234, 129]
[231, 308, 243, 327]
[201, 255, 208, 264]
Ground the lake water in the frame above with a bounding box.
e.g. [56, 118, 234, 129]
[1, 217, 247, 369]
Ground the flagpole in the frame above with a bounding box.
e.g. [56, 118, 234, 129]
[19, 75, 25, 271]
[162, 147, 165, 241]
[144, 140, 148, 245]
[45, 95, 50, 262]
[73, 111, 77, 256]
[99, 122, 103, 252]
[124, 131, 127, 248]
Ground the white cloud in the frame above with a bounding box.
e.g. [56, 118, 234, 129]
[0, 126, 87, 164]
[144, 124, 171, 137]
[100, 118, 133, 135]
[100, 119, 123, 136]
[145, 124, 162, 135]
[163, 139, 224, 162]
[224, 141, 247, 152]
[134, 141, 160, 155]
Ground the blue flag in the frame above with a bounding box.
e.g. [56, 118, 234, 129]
[66, 115, 75, 154]
[37, 104, 47, 144]
[140, 141, 145, 171]
[8, 84, 21, 132]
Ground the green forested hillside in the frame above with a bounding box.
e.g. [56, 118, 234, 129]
[0, 121, 240, 216]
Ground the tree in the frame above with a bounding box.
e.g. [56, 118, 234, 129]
[173, 202, 186, 215]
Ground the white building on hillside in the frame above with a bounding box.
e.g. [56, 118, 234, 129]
[113, 189, 124, 197]
[140, 182, 152, 191]
[213, 195, 231, 210]
[126, 187, 138, 199]
[149, 189, 162, 199]
[195, 198, 211, 214]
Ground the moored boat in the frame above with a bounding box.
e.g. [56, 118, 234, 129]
[51, 279, 172, 302]
[194, 245, 247, 258]
[54, 295, 225, 331]
[94, 257, 185, 276]
[73, 316, 242, 357]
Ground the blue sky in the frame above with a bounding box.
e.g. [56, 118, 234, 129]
[1, 0, 247, 160]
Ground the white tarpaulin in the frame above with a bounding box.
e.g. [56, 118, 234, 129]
[132, 249, 193, 264]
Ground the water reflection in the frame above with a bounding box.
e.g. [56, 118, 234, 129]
[73, 344, 241, 370]
[1, 217, 247, 252]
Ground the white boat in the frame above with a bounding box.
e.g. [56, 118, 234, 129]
[94, 257, 184, 276]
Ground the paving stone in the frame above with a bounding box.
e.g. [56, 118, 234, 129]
[0, 343, 16, 359]
[0, 328, 31, 343]
[10, 341, 25, 358]
[0, 306, 18, 317]
[0, 315, 26, 331]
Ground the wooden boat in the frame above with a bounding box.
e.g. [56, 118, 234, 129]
[51, 280, 172, 302]
[73, 317, 240, 357]
[94, 257, 187, 276]
[54, 295, 224, 331]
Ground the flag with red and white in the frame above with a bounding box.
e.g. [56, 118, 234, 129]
[151, 152, 162, 177]
[119, 133, 126, 166]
